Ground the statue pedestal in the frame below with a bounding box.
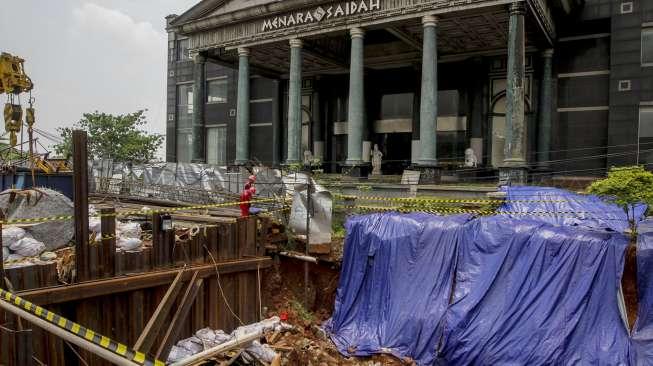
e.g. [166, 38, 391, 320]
[341, 163, 370, 178]
[498, 165, 529, 185]
[412, 165, 442, 184]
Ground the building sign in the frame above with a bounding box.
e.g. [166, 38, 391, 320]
[262, 0, 381, 32]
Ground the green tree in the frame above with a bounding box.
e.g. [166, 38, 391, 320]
[587, 166, 653, 234]
[54, 110, 163, 163]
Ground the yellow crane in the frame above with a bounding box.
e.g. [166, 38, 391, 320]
[0, 52, 34, 148]
[0, 52, 68, 173]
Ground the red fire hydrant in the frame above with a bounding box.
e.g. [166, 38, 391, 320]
[239, 175, 257, 217]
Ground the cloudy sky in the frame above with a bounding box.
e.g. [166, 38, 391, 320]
[0, 0, 198, 155]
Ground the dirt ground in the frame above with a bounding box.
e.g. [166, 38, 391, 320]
[261, 258, 405, 366]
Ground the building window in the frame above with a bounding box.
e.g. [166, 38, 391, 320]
[643, 27, 653, 66]
[619, 80, 632, 91]
[438, 90, 460, 116]
[380, 93, 413, 119]
[206, 126, 227, 165]
[638, 106, 653, 165]
[621, 2, 633, 14]
[176, 131, 193, 163]
[207, 78, 228, 103]
[334, 96, 348, 122]
[176, 39, 190, 61]
[176, 84, 193, 129]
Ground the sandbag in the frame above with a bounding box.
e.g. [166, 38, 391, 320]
[6, 253, 23, 262]
[118, 222, 141, 239]
[89, 218, 102, 236]
[10, 237, 46, 257]
[2, 227, 26, 246]
[117, 237, 142, 251]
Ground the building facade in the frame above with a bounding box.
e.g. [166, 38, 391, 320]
[165, 0, 653, 179]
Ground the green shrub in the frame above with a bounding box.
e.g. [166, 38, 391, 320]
[587, 166, 653, 234]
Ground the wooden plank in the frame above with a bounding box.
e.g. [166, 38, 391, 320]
[134, 270, 185, 354]
[18, 257, 272, 305]
[155, 272, 204, 360]
[73, 130, 90, 282]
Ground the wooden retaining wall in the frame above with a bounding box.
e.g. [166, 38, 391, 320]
[0, 214, 271, 366]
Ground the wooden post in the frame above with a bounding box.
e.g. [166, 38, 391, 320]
[99, 206, 116, 278]
[0, 213, 5, 290]
[73, 130, 90, 282]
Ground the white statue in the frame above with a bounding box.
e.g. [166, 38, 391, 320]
[303, 150, 314, 166]
[464, 147, 478, 168]
[371, 144, 383, 175]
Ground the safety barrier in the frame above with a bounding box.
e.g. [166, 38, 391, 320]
[0, 288, 165, 366]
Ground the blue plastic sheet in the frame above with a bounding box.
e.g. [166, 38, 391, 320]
[498, 186, 646, 232]
[632, 219, 653, 365]
[438, 216, 631, 365]
[324, 212, 472, 365]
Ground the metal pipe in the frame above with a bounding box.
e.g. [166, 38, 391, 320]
[0, 298, 139, 366]
[169, 329, 262, 366]
[279, 251, 318, 264]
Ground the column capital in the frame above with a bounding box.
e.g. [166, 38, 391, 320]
[350, 27, 365, 39]
[509, 1, 526, 15]
[289, 38, 303, 48]
[541, 48, 554, 58]
[422, 15, 438, 27]
[237, 47, 250, 57]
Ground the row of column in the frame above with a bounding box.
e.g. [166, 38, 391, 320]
[225, 1, 552, 169]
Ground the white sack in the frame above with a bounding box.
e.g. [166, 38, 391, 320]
[117, 237, 142, 251]
[2, 227, 26, 247]
[10, 237, 46, 257]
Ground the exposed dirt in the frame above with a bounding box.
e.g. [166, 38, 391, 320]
[262, 258, 405, 366]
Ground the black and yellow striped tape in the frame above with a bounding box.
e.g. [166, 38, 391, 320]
[0, 288, 165, 366]
[336, 204, 611, 218]
[0, 198, 278, 226]
[334, 194, 564, 204]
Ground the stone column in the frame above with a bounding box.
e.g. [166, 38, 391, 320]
[346, 27, 365, 166]
[537, 49, 554, 167]
[469, 57, 485, 165]
[272, 79, 281, 166]
[312, 83, 324, 161]
[192, 53, 206, 163]
[286, 38, 303, 164]
[418, 15, 438, 167]
[235, 47, 250, 165]
[504, 2, 526, 166]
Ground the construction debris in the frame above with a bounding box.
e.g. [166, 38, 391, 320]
[168, 317, 292, 365]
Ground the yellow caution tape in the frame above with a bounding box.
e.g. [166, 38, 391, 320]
[334, 194, 565, 204]
[0, 198, 278, 226]
[0, 288, 165, 366]
[336, 204, 610, 218]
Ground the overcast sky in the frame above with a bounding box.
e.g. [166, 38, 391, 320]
[0, 0, 198, 155]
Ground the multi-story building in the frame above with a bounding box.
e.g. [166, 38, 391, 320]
[165, 0, 653, 180]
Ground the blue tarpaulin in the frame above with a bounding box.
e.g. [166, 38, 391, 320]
[326, 187, 649, 365]
[324, 213, 472, 365]
[438, 216, 631, 365]
[632, 219, 653, 365]
[498, 186, 646, 232]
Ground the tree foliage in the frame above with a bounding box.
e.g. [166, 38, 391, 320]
[587, 166, 653, 233]
[54, 110, 163, 163]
